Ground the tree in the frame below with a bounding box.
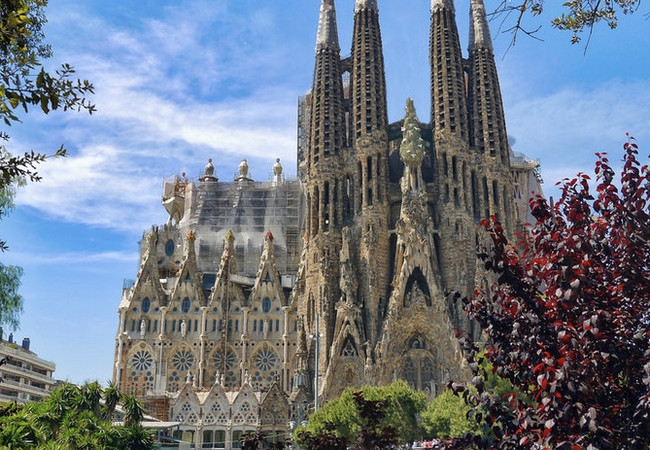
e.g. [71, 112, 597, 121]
[1, 0, 94, 185]
[421, 390, 479, 439]
[493, 1, 643, 45]
[0, 0, 94, 329]
[447, 137, 650, 449]
[0, 382, 154, 449]
[295, 381, 427, 448]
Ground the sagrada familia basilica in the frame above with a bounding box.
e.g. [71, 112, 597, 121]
[112, 0, 542, 447]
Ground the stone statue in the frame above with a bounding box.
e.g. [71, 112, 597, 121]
[238, 159, 249, 178]
[273, 158, 283, 176]
[180, 320, 187, 338]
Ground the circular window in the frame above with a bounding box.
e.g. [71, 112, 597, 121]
[132, 350, 153, 372]
[182, 297, 191, 314]
[255, 349, 277, 372]
[165, 239, 175, 257]
[172, 350, 194, 372]
[142, 297, 151, 313]
[262, 297, 271, 314]
[214, 349, 236, 371]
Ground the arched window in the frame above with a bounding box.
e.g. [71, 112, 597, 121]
[165, 239, 175, 257]
[141, 297, 151, 313]
[182, 297, 191, 314]
[262, 297, 272, 314]
[421, 357, 435, 391]
[409, 335, 425, 350]
[403, 357, 417, 389]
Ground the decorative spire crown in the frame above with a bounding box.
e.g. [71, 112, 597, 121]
[469, 0, 492, 51]
[399, 98, 425, 168]
[316, 0, 340, 52]
[354, 0, 378, 13]
[431, 0, 455, 12]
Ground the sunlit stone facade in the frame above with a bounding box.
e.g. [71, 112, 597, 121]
[112, 1, 542, 448]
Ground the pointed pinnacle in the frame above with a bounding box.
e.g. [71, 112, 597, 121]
[355, 0, 378, 13]
[431, 0, 455, 13]
[316, 0, 340, 52]
[469, 0, 493, 51]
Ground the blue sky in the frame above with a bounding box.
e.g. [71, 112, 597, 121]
[2, 0, 649, 384]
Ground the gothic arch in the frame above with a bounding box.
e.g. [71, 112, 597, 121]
[166, 344, 197, 392]
[250, 345, 280, 392]
[209, 345, 239, 389]
[124, 342, 157, 395]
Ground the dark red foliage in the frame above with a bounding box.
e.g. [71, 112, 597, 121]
[448, 138, 650, 449]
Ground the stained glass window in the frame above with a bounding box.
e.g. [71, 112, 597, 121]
[172, 350, 194, 372]
[131, 350, 153, 372]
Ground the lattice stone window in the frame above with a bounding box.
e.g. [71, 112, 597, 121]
[255, 350, 277, 372]
[172, 350, 194, 372]
[181, 402, 193, 413]
[131, 350, 153, 372]
[214, 349, 236, 371]
[342, 339, 357, 357]
[240, 402, 251, 414]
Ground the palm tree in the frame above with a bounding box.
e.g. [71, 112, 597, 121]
[102, 381, 122, 421]
[121, 394, 145, 428]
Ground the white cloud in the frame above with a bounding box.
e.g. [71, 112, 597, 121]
[505, 80, 650, 199]
[6, 249, 138, 266]
[13, 1, 302, 233]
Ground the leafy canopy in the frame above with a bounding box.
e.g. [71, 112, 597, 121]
[0, 0, 95, 191]
[493, 0, 643, 46]
[0, 382, 154, 449]
[448, 137, 650, 449]
[295, 380, 427, 448]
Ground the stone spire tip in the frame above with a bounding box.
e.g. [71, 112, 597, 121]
[355, 0, 378, 13]
[431, 0, 455, 13]
[316, 0, 340, 52]
[470, 0, 493, 51]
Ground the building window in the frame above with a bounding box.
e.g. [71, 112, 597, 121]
[182, 297, 191, 314]
[262, 297, 271, 314]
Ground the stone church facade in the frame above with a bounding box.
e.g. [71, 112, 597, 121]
[112, 0, 542, 447]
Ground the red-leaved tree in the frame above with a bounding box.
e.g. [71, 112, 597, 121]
[448, 137, 650, 449]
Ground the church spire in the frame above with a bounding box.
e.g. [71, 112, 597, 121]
[468, 0, 515, 233]
[431, 0, 455, 12]
[316, 0, 340, 52]
[351, 0, 387, 139]
[429, 0, 468, 141]
[469, 0, 492, 51]
[306, 0, 345, 236]
[468, 0, 508, 161]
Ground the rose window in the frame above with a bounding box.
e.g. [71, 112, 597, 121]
[172, 350, 194, 372]
[254, 349, 277, 372]
[214, 349, 236, 371]
[131, 350, 153, 372]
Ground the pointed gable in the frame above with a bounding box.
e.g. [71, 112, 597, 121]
[128, 230, 168, 309]
[203, 383, 231, 426]
[171, 382, 201, 425]
[170, 230, 206, 305]
[208, 230, 246, 311]
[261, 381, 289, 426]
[250, 231, 286, 313]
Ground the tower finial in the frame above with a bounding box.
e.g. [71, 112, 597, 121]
[316, 0, 340, 52]
[469, 0, 493, 51]
[431, 0, 455, 12]
[355, 0, 378, 13]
